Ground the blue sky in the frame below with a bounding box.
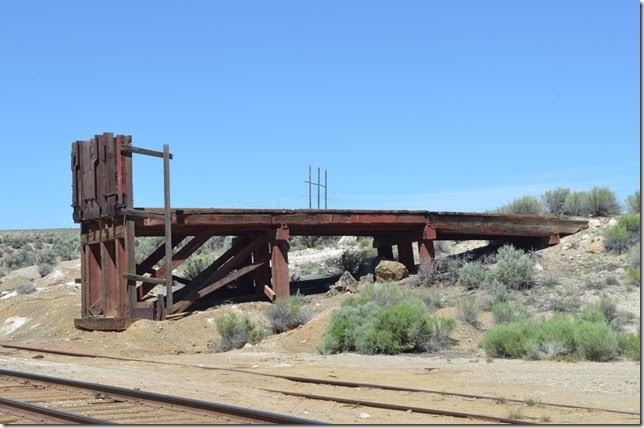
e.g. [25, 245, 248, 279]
[0, 1, 639, 229]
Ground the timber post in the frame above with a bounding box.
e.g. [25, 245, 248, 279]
[270, 224, 290, 299]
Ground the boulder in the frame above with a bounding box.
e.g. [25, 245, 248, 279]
[375, 260, 409, 282]
[334, 271, 358, 293]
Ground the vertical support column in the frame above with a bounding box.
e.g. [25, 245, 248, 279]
[397, 241, 415, 273]
[418, 224, 437, 264]
[163, 144, 173, 313]
[232, 236, 255, 293]
[271, 224, 290, 299]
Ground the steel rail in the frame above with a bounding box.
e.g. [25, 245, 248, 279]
[0, 396, 111, 424]
[262, 388, 532, 424]
[0, 368, 323, 425]
[2, 342, 637, 417]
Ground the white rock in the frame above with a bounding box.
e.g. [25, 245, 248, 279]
[0, 317, 28, 335]
[534, 262, 544, 272]
[588, 219, 601, 228]
[359, 413, 371, 419]
[608, 218, 619, 227]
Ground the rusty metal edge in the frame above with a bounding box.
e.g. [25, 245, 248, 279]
[0, 368, 324, 425]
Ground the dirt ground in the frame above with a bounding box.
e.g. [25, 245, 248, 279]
[0, 218, 640, 424]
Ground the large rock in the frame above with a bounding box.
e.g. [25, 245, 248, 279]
[375, 260, 409, 282]
[334, 271, 358, 293]
[338, 236, 358, 248]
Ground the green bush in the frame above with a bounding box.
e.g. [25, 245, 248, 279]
[542, 188, 570, 216]
[604, 225, 633, 254]
[563, 191, 591, 216]
[619, 333, 640, 361]
[486, 279, 509, 304]
[492, 245, 534, 289]
[492, 302, 527, 324]
[358, 282, 418, 308]
[210, 312, 266, 352]
[499, 196, 544, 215]
[586, 187, 621, 217]
[456, 295, 480, 327]
[625, 266, 640, 285]
[320, 287, 454, 355]
[483, 313, 635, 362]
[626, 191, 640, 214]
[265, 296, 311, 333]
[182, 253, 215, 281]
[458, 262, 488, 289]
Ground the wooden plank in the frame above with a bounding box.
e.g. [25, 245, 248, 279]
[153, 232, 212, 278]
[171, 262, 266, 313]
[136, 234, 186, 274]
[121, 145, 174, 159]
[74, 317, 131, 332]
[104, 133, 116, 216]
[271, 226, 290, 298]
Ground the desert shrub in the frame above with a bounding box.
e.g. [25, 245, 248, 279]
[484, 314, 632, 362]
[619, 333, 640, 361]
[265, 296, 311, 333]
[51, 235, 79, 260]
[563, 191, 591, 216]
[585, 276, 605, 290]
[498, 196, 543, 215]
[36, 250, 57, 265]
[625, 266, 640, 285]
[456, 295, 480, 328]
[542, 188, 571, 216]
[618, 213, 641, 234]
[358, 282, 417, 308]
[16, 283, 36, 295]
[416, 260, 439, 287]
[604, 274, 620, 286]
[492, 302, 527, 324]
[586, 187, 621, 217]
[182, 253, 215, 281]
[492, 245, 534, 289]
[604, 225, 633, 254]
[410, 288, 443, 313]
[486, 278, 509, 304]
[320, 287, 454, 355]
[3, 249, 37, 270]
[550, 296, 581, 313]
[37, 263, 53, 277]
[323, 248, 372, 278]
[210, 312, 266, 352]
[458, 262, 488, 289]
[626, 191, 640, 214]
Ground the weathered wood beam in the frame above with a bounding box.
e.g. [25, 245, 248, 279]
[271, 225, 290, 299]
[154, 232, 212, 278]
[172, 233, 270, 303]
[171, 262, 266, 313]
[377, 246, 394, 260]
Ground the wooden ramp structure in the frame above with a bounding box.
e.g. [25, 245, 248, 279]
[71, 133, 588, 331]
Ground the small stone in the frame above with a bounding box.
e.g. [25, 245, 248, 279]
[359, 412, 371, 419]
[334, 271, 358, 293]
[32, 354, 44, 359]
[534, 262, 544, 272]
[588, 219, 601, 228]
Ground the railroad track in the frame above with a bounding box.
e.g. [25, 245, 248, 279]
[2, 344, 640, 424]
[0, 368, 320, 424]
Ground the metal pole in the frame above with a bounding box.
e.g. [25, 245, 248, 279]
[325, 169, 327, 209]
[308, 165, 312, 209]
[163, 144, 173, 313]
[317, 167, 320, 209]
